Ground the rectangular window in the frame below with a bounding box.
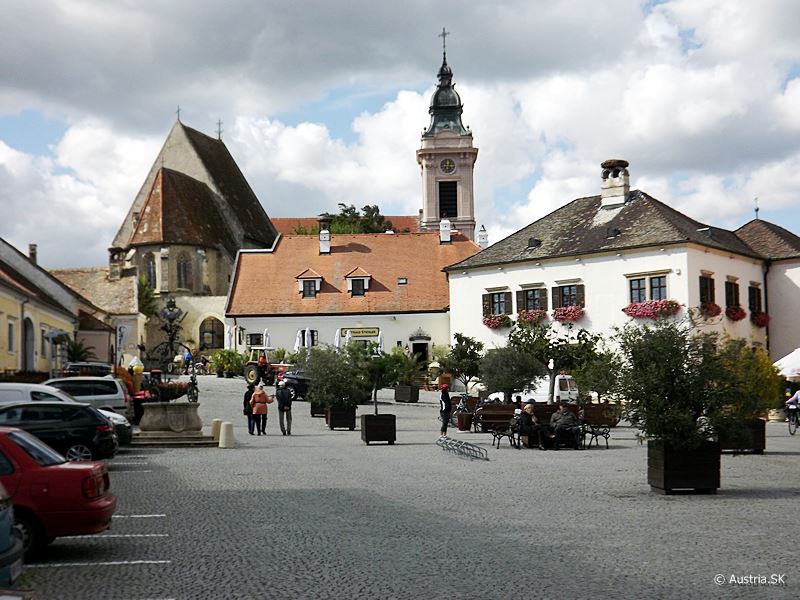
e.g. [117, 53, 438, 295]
[524, 289, 547, 310]
[41, 329, 47, 357]
[699, 275, 715, 304]
[302, 280, 317, 298]
[629, 278, 646, 303]
[491, 292, 506, 315]
[748, 286, 762, 313]
[482, 291, 512, 316]
[650, 276, 667, 300]
[246, 333, 263, 347]
[7, 321, 15, 353]
[724, 281, 740, 308]
[560, 285, 578, 307]
[351, 279, 365, 297]
[302, 329, 318, 347]
[438, 181, 458, 219]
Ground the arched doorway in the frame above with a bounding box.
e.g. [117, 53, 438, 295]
[199, 317, 224, 350]
[22, 318, 35, 371]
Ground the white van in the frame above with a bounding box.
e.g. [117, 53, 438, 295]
[526, 374, 579, 404]
[0, 383, 77, 405]
[43, 377, 129, 412]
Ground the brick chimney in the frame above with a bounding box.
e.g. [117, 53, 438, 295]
[600, 159, 630, 208]
[28, 243, 37, 265]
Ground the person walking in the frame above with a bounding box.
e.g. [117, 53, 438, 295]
[243, 383, 256, 435]
[250, 384, 273, 435]
[276, 379, 293, 435]
[257, 354, 268, 385]
[439, 384, 451, 438]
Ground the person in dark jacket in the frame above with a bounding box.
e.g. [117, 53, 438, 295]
[243, 383, 255, 435]
[549, 403, 582, 449]
[519, 403, 547, 449]
[276, 379, 292, 435]
[439, 384, 451, 438]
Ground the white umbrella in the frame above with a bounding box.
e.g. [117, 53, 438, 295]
[377, 331, 384, 353]
[775, 348, 800, 382]
[225, 325, 233, 349]
[293, 330, 302, 353]
[263, 328, 270, 348]
[334, 329, 341, 349]
[304, 328, 313, 349]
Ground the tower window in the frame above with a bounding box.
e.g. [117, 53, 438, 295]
[438, 181, 458, 218]
[177, 253, 192, 290]
[144, 253, 157, 289]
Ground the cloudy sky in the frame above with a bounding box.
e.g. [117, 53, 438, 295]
[1, 0, 799, 268]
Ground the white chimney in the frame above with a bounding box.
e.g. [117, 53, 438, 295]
[477, 225, 488, 250]
[600, 159, 630, 208]
[439, 218, 452, 244]
[319, 227, 330, 254]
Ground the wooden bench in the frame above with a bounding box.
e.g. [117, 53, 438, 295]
[473, 404, 517, 433]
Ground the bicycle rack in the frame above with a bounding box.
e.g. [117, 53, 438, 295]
[436, 436, 489, 461]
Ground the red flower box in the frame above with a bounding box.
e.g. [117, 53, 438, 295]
[622, 300, 681, 319]
[483, 314, 512, 329]
[725, 305, 746, 322]
[750, 311, 770, 328]
[553, 306, 584, 322]
[517, 309, 548, 325]
[699, 302, 722, 318]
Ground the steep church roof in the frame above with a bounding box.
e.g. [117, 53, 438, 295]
[446, 190, 762, 271]
[50, 267, 138, 314]
[735, 219, 800, 260]
[129, 168, 237, 254]
[112, 121, 277, 255]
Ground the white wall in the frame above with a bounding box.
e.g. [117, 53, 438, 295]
[449, 244, 768, 348]
[767, 259, 800, 360]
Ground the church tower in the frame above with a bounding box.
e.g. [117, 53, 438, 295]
[416, 32, 478, 241]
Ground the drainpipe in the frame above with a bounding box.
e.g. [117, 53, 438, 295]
[19, 299, 28, 371]
[763, 259, 771, 353]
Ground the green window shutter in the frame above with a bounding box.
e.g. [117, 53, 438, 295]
[482, 294, 491, 317]
[516, 290, 524, 312]
[541, 290, 549, 311]
[504, 292, 512, 315]
[576, 285, 585, 308]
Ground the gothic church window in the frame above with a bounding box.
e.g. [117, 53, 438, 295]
[177, 253, 192, 290]
[144, 253, 157, 289]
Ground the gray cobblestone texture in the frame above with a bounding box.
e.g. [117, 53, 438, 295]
[16, 376, 800, 599]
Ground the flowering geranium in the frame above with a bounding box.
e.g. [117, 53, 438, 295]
[725, 305, 746, 322]
[699, 302, 722, 318]
[553, 305, 584, 322]
[483, 314, 512, 329]
[517, 309, 548, 325]
[751, 311, 770, 328]
[622, 300, 681, 319]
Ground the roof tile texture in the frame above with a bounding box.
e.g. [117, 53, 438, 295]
[227, 233, 479, 316]
[50, 268, 137, 314]
[735, 219, 800, 260]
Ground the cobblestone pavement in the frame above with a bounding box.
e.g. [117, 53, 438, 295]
[15, 376, 800, 599]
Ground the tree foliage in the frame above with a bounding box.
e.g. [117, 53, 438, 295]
[137, 276, 159, 318]
[293, 204, 394, 234]
[439, 333, 484, 391]
[479, 346, 545, 402]
[570, 349, 620, 403]
[306, 345, 371, 409]
[66, 339, 97, 362]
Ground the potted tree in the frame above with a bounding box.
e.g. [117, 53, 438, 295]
[359, 345, 398, 445]
[306, 346, 362, 430]
[615, 320, 727, 494]
[393, 349, 421, 403]
[715, 338, 782, 454]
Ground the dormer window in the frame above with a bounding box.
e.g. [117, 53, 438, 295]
[345, 267, 371, 298]
[296, 268, 323, 299]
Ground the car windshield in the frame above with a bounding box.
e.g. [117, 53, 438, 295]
[7, 430, 67, 466]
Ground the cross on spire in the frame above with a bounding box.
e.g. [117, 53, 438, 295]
[754, 196, 759, 220]
[216, 119, 223, 140]
[438, 27, 450, 57]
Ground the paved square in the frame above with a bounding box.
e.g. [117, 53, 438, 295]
[17, 376, 799, 599]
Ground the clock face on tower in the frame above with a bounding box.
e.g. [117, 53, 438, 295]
[439, 158, 456, 174]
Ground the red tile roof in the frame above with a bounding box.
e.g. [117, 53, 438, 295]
[736, 219, 800, 260]
[227, 232, 479, 316]
[271, 216, 419, 235]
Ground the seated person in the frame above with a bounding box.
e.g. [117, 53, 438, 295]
[518, 403, 548, 450]
[786, 389, 800, 409]
[549, 403, 582, 449]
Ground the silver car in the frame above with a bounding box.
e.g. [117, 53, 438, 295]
[43, 377, 129, 412]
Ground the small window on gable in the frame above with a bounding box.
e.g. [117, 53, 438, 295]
[302, 280, 317, 298]
[352, 279, 365, 297]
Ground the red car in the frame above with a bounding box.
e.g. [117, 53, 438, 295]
[0, 427, 116, 559]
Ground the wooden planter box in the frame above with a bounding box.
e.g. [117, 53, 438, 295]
[361, 414, 396, 445]
[647, 440, 721, 494]
[720, 418, 766, 454]
[310, 403, 325, 418]
[394, 385, 419, 403]
[326, 407, 357, 430]
[457, 412, 473, 431]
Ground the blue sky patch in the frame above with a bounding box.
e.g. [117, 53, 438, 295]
[0, 110, 68, 156]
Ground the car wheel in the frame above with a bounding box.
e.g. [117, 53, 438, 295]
[65, 444, 94, 461]
[15, 511, 45, 560]
[244, 365, 258, 384]
[287, 385, 297, 401]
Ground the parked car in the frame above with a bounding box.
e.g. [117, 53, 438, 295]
[278, 371, 311, 400]
[98, 409, 132, 446]
[0, 482, 23, 586]
[61, 362, 113, 377]
[0, 427, 116, 559]
[0, 402, 117, 461]
[43, 376, 129, 412]
[0, 383, 77, 405]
